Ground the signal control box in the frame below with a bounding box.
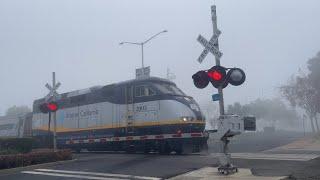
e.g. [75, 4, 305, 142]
[243, 116, 256, 131]
[212, 115, 256, 140]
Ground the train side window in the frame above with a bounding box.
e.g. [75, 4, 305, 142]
[135, 86, 145, 97]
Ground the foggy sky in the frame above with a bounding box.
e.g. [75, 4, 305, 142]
[0, 0, 320, 115]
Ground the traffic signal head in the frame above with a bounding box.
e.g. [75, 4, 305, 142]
[39, 102, 59, 113]
[192, 71, 209, 89]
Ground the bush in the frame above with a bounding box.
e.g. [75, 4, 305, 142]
[0, 149, 72, 169]
[0, 138, 34, 154]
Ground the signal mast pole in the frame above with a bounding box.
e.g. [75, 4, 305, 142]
[211, 5, 225, 115]
[45, 72, 61, 152]
[194, 5, 251, 175]
[52, 72, 57, 151]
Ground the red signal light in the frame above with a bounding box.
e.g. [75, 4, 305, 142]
[47, 102, 58, 112]
[39, 102, 58, 113]
[207, 66, 228, 88]
[208, 71, 222, 81]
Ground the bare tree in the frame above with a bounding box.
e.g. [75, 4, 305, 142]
[280, 51, 320, 133]
[227, 98, 299, 128]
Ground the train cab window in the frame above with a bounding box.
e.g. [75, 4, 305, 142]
[135, 86, 156, 97]
[147, 87, 156, 96]
[153, 83, 185, 96]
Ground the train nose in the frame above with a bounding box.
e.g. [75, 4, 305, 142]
[179, 96, 205, 121]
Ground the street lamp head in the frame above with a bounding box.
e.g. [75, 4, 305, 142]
[162, 30, 168, 33]
[119, 42, 124, 45]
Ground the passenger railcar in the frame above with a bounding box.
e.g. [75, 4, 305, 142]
[32, 77, 208, 154]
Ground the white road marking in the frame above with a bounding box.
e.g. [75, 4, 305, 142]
[22, 169, 161, 180]
[22, 171, 118, 180]
[211, 153, 319, 161]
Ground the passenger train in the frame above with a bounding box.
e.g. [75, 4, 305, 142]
[29, 77, 208, 154]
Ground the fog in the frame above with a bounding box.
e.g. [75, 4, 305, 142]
[1, 0, 320, 116]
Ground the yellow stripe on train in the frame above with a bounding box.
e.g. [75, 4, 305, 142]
[33, 119, 205, 133]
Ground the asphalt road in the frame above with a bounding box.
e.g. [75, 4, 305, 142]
[0, 131, 317, 180]
[209, 131, 307, 153]
[0, 152, 317, 180]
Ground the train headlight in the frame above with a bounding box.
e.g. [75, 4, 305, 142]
[180, 116, 194, 122]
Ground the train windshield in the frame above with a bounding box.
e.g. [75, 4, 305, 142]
[153, 83, 186, 96]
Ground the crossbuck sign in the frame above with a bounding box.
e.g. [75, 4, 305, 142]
[197, 6, 223, 63]
[45, 72, 61, 101]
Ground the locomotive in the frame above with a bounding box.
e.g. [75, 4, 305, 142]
[13, 77, 208, 154]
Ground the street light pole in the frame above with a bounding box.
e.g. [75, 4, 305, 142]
[120, 30, 167, 68]
[141, 44, 144, 68]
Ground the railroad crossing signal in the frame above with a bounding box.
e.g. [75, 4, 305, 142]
[192, 65, 246, 89]
[194, 4, 248, 174]
[43, 72, 60, 152]
[39, 102, 59, 113]
[195, 5, 226, 116]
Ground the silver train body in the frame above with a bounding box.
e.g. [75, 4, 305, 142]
[29, 77, 208, 154]
[0, 114, 32, 138]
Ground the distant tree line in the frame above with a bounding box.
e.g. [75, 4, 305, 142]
[5, 105, 31, 117]
[280, 51, 320, 133]
[227, 98, 299, 128]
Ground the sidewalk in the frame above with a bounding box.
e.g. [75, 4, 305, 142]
[264, 136, 320, 154]
[168, 167, 285, 180]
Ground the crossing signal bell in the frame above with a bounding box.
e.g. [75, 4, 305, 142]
[39, 102, 59, 113]
[192, 65, 246, 89]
